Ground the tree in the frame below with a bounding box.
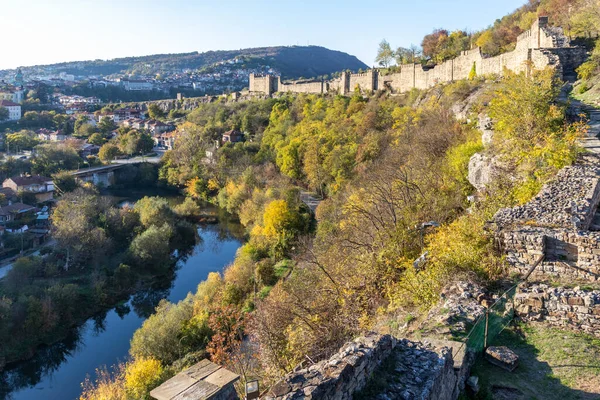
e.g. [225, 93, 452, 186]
[31, 143, 81, 176]
[468, 62, 477, 80]
[0, 107, 8, 121]
[75, 123, 97, 138]
[395, 45, 421, 65]
[88, 132, 106, 146]
[130, 299, 195, 364]
[134, 196, 175, 229]
[6, 131, 39, 153]
[147, 104, 165, 120]
[98, 117, 117, 134]
[124, 358, 164, 400]
[375, 39, 394, 68]
[98, 143, 120, 163]
[53, 171, 78, 194]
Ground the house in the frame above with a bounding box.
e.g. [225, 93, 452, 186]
[222, 129, 244, 144]
[0, 202, 37, 225]
[0, 100, 22, 121]
[79, 143, 100, 157]
[0, 88, 24, 103]
[154, 131, 177, 150]
[2, 175, 54, 202]
[145, 120, 174, 135]
[37, 128, 66, 141]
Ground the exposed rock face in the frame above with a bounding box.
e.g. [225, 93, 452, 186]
[515, 283, 600, 336]
[468, 153, 499, 192]
[478, 115, 494, 147]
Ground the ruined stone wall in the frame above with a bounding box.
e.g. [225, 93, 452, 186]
[263, 334, 465, 400]
[515, 283, 600, 336]
[496, 155, 600, 283]
[251, 18, 585, 97]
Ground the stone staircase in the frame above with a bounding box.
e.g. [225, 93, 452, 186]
[572, 99, 600, 154]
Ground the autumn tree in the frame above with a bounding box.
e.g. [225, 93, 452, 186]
[98, 143, 120, 162]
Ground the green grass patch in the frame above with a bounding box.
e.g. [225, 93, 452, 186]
[471, 323, 600, 399]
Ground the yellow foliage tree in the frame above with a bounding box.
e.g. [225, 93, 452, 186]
[124, 358, 164, 400]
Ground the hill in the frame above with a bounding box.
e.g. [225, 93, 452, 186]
[8, 46, 368, 80]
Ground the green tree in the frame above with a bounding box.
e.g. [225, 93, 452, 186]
[0, 107, 8, 121]
[375, 39, 394, 68]
[88, 132, 107, 146]
[98, 117, 117, 134]
[53, 171, 78, 194]
[98, 143, 120, 163]
[134, 196, 174, 228]
[147, 104, 165, 120]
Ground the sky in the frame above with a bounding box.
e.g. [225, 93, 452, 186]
[0, 0, 527, 70]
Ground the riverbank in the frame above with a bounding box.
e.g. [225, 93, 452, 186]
[1, 222, 243, 400]
[0, 187, 241, 373]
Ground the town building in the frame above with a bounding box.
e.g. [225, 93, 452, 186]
[2, 175, 54, 202]
[0, 202, 37, 226]
[120, 79, 154, 91]
[0, 100, 22, 121]
[154, 131, 177, 150]
[222, 129, 244, 144]
[0, 88, 24, 103]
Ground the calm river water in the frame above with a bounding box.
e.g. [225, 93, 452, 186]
[0, 191, 243, 400]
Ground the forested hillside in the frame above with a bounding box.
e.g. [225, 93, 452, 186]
[9, 46, 368, 80]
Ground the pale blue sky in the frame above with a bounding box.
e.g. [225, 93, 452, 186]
[0, 0, 527, 70]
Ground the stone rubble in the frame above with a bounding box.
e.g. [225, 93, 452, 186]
[495, 154, 600, 282]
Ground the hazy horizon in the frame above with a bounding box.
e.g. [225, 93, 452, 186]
[1, 0, 526, 71]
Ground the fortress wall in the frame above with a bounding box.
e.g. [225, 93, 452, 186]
[348, 70, 376, 92]
[249, 74, 273, 93]
[250, 18, 582, 97]
[279, 80, 324, 94]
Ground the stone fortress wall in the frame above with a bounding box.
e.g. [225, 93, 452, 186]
[249, 17, 587, 97]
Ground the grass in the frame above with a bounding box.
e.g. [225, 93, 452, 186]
[471, 323, 600, 399]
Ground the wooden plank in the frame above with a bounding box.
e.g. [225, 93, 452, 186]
[183, 359, 220, 382]
[172, 380, 220, 400]
[204, 368, 240, 388]
[150, 373, 197, 400]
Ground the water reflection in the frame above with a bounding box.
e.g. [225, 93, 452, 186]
[0, 209, 243, 400]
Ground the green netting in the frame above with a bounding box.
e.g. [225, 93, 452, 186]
[465, 284, 517, 353]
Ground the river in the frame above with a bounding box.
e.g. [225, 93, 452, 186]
[0, 191, 244, 400]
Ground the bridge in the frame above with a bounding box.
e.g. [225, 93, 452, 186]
[70, 164, 124, 187]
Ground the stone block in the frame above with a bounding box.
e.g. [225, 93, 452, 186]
[485, 346, 519, 372]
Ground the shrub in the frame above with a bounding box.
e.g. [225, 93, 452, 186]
[124, 358, 164, 400]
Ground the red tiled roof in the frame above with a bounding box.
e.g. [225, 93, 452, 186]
[0, 100, 20, 107]
[5, 175, 51, 186]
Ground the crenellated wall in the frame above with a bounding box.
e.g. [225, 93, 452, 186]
[250, 17, 587, 97]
